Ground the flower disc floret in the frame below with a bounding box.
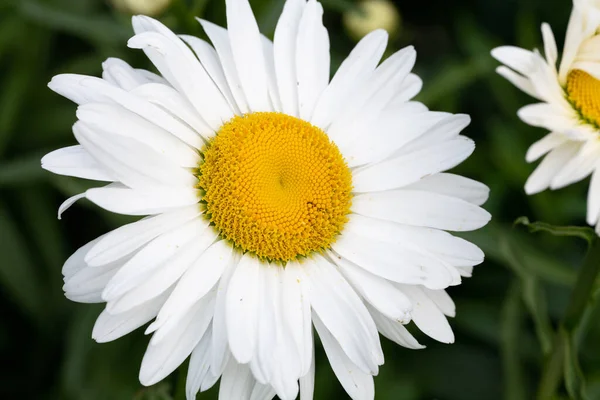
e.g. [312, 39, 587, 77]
[198, 112, 353, 262]
[567, 69, 600, 128]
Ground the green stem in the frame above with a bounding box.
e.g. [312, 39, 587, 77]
[501, 282, 527, 400]
[563, 239, 600, 332]
[537, 238, 600, 399]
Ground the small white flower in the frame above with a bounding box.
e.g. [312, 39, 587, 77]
[43, 0, 490, 399]
[492, 0, 600, 232]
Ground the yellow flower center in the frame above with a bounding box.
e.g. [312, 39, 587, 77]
[198, 112, 352, 262]
[566, 69, 600, 128]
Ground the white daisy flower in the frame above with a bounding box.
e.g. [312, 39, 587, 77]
[43, 0, 490, 399]
[492, 0, 600, 232]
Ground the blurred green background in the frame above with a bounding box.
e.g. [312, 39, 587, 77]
[1, 0, 599, 399]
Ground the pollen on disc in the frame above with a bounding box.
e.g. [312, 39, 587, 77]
[198, 112, 353, 262]
[567, 69, 600, 128]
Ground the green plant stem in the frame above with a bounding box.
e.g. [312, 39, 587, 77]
[537, 238, 600, 399]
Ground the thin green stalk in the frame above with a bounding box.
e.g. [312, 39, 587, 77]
[563, 239, 600, 332]
[537, 238, 600, 399]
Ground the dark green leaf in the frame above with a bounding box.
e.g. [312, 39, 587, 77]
[514, 216, 596, 246]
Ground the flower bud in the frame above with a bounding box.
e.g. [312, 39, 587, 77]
[343, 0, 401, 41]
[111, 0, 172, 16]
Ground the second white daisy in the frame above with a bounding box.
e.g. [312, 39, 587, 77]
[492, 0, 600, 231]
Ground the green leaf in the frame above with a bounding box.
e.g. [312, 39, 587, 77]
[460, 222, 577, 287]
[514, 216, 596, 246]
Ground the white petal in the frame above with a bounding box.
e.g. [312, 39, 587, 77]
[422, 288, 455, 317]
[332, 230, 457, 290]
[50, 74, 204, 150]
[86, 183, 200, 216]
[211, 256, 240, 375]
[550, 140, 599, 190]
[254, 266, 301, 399]
[63, 257, 124, 303]
[131, 82, 213, 140]
[312, 313, 375, 400]
[62, 234, 106, 277]
[394, 73, 422, 103]
[541, 23, 558, 67]
[85, 205, 201, 266]
[343, 214, 483, 269]
[366, 303, 424, 349]
[101, 58, 166, 90]
[92, 290, 169, 343]
[102, 218, 208, 301]
[281, 262, 313, 376]
[42, 145, 116, 182]
[525, 142, 581, 195]
[261, 35, 283, 112]
[128, 27, 233, 130]
[106, 228, 215, 315]
[299, 347, 315, 400]
[180, 34, 241, 114]
[402, 173, 490, 206]
[351, 189, 491, 232]
[352, 137, 475, 193]
[333, 256, 412, 323]
[76, 101, 199, 168]
[225, 0, 270, 111]
[303, 255, 382, 374]
[58, 192, 87, 220]
[219, 361, 255, 400]
[250, 382, 276, 400]
[74, 122, 196, 191]
[336, 106, 437, 169]
[226, 254, 260, 363]
[198, 18, 250, 114]
[491, 46, 537, 75]
[296, 0, 330, 120]
[273, 0, 306, 116]
[311, 29, 388, 129]
[155, 240, 232, 331]
[186, 327, 215, 400]
[327, 46, 416, 144]
[587, 166, 600, 225]
[139, 294, 214, 386]
[395, 113, 471, 155]
[517, 103, 579, 132]
[495, 66, 541, 100]
[525, 132, 568, 163]
[48, 74, 201, 147]
[397, 284, 454, 343]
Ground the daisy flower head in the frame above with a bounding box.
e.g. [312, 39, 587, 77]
[492, 0, 600, 232]
[43, 0, 490, 399]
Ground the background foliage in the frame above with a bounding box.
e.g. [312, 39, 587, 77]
[0, 0, 599, 399]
